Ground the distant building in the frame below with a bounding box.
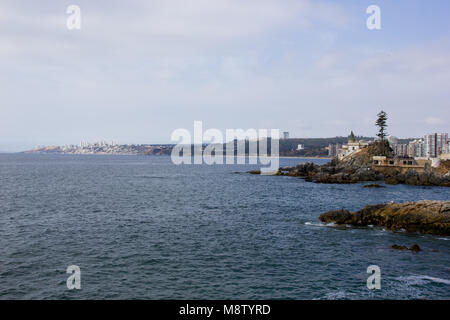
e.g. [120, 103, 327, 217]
[337, 131, 370, 160]
[282, 132, 290, 140]
[407, 139, 425, 158]
[393, 143, 408, 157]
[424, 133, 448, 158]
[297, 144, 304, 151]
[327, 143, 341, 158]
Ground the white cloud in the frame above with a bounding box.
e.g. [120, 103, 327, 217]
[425, 117, 446, 125]
[0, 1, 449, 150]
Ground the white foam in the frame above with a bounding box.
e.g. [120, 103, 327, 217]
[304, 222, 335, 227]
[322, 290, 350, 300]
[398, 275, 450, 285]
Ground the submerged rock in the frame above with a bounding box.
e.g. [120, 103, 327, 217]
[319, 200, 450, 236]
[391, 244, 409, 251]
[391, 244, 421, 252]
[363, 184, 385, 188]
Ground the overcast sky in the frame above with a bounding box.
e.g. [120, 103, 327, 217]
[0, 0, 449, 151]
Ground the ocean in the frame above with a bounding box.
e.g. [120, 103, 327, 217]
[0, 154, 449, 299]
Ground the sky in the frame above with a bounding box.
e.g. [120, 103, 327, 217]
[0, 0, 449, 152]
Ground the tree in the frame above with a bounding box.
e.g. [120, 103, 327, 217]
[375, 110, 388, 141]
[349, 131, 356, 142]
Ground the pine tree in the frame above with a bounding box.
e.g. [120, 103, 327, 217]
[376, 110, 388, 141]
[349, 131, 356, 141]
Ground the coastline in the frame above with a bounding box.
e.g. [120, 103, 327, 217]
[19, 152, 331, 160]
[278, 156, 331, 159]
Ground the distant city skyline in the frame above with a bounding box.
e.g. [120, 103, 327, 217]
[1, 0, 449, 152]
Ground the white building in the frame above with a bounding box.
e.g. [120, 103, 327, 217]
[424, 133, 448, 158]
[408, 139, 425, 158]
[337, 131, 370, 160]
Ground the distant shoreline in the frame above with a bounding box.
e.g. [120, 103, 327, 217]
[14, 152, 331, 160]
[279, 156, 331, 160]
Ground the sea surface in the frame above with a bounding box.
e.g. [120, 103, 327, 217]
[0, 154, 449, 299]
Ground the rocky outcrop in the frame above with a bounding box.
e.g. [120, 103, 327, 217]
[277, 161, 383, 184]
[319, 200, 450, 236]
[382, 169, 450, 186]
[272, 142, 450, 187]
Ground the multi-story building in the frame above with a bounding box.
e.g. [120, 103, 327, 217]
[393, 143, 408, 157]
[424, 133, 448, 158]
[408, 139, 425, 158]
[282, 132, 290, 140]
[327, 143, 341, 158]
[442, 135, 449, 154]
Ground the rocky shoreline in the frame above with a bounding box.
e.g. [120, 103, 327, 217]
[250, 141, 450, 187]
[319, 200, 450, 236]
[275, 160, 450, 187]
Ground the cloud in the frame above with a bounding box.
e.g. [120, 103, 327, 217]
[425, 117, 446, 125]
[0, 1, 449, 151]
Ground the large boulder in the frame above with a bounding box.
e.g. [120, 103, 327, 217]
[319, 210, 352, 224]
[319, 200, 450, 236]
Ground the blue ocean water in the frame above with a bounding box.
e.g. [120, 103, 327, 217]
[0, 154, 449, 299]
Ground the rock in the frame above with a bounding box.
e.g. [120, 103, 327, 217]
[429, 174, 443, 186]
[318, 200, 450, 236]
[319, 210, 352, 224]
[391, 244, 409, 251]
[418, 172, 431, 186]
[363, 184, 384, 188]
[286, 171, 298, 177]
[275, 142, 450, 187]
[396, 173, 406, 184]
[385, 176, 399, 185]
[391, 244, 421, 252]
